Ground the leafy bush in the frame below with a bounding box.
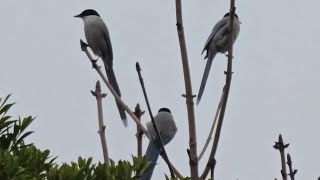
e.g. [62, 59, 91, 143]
[0, 94, 150, 180]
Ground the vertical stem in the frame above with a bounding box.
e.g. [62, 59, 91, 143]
[91, 81, 109, 166]
[287, 153, 297, 180]
[200, 1, 237, 178]
[175, 0, 198, 179]
[273, 134, 289, 180]
[136, 62, 175, 178]
[134, 103, 144, 158]
[280, 135, 288, 180]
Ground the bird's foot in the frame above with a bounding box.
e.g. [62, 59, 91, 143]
[224, 53, 234, 59]
[91, 59, 98, 69]
[91, 56, 102, 68]
[94, 56, 101, 61]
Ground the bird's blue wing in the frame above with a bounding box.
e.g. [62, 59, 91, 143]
[202, 17, 229, 55]
[101, 22, 113, 62]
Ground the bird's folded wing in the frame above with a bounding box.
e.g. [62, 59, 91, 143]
[202, 17, 229, 55]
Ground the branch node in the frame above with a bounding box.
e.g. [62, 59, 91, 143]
[208, 158, 216, 168]
[182, 94, 196, 98]
[91, 90, 97, 97]
[98, 125, 106, 134]
[224, 71, 234, 75]
[273, 134, 290, 150]
[176, 22, 183, 30]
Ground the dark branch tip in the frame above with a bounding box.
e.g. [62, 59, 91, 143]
[136, 62, 141, 72]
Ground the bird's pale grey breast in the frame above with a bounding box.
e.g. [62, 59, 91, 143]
[83, 16, 112, 60]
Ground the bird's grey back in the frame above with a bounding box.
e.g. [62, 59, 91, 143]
[202, 16, 240, 57]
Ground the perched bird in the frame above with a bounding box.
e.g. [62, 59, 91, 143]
[74, 9, 127, 126]
[141, 108, 177, 180]
[197, 12, 240, 104]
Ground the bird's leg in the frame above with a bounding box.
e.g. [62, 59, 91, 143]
[223, 53, 233, 59]
[91, 56, 100, 68]
[91, 59, 98, 69]
[93, 56, 101, 61]
[80, 40, 101, 69]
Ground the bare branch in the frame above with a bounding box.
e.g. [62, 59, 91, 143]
[210, 159, 216, 180]
[175, 0, 199, 178]
[200, 2, 237, 178]
[91, 80, 109, 166]
[134, 103, 145, 158]
[80, 40, 149, 138]
[136, 62, 175, 178]
[273, 134, 289, 180]
[198, 87, 224, 160]
[287, 153, 297, 180]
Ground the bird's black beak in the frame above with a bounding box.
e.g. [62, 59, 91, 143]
[74, 14, 81, 18]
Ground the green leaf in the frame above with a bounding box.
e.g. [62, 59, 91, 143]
[0, 116, 11, 123]
[48, 156, 58, 165]
[20, 116, 34, 134]
[0, 103, 15, 116]
[0, 94, 12, 109]
[0, 120, 16, 134]
[15, 131, 34, 146]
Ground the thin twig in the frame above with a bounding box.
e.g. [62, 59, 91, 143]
[136, 62, 175, 178]
[210, 160, 215, 180]
[167, 161, 184, 179]
[134, 103, 145, 158]
[175, 0, 199, 178]
[198, 87, 224, 160]
[80, 40, 149, 138]
[91, 81, 109, 166]
[200, 3, 237, 178]
[273, 134, 289, 180]
[287, 153, 297, 180]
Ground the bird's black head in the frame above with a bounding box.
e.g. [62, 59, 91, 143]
[158, 108, 171, 113]
[74, 9, 100, 18]
[223, 12, 238, 19]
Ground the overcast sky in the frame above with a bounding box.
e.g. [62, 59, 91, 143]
[1, 0, 320, 179]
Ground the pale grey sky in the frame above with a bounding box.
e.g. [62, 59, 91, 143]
[1, 0, 320, 179]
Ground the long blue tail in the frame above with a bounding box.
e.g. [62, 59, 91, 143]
[105, 66, 128, 126]
[141, 140, 161, 180]
[197, 51, 217, 105]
